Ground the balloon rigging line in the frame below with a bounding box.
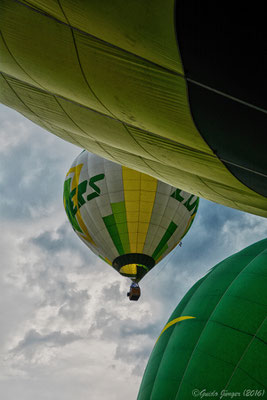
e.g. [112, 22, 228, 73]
[142, 245, 180, 288]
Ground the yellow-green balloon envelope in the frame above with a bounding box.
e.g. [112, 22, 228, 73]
[63, 151, 198, 282]
[138, 239, 267, 399]
[1, 1, 266, 217]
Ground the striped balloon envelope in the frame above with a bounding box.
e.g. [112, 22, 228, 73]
[63, 151, 199, 282]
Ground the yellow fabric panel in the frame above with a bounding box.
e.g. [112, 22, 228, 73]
[126, 191, 140, 202]
[126, 213, 139, 223]
[156, 316, 195, 343]
[122, 166, 158, 253]
[124, 201, 139, 213]
[120, 264, 137, 276]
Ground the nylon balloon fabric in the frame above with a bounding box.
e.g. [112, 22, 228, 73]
[63, 151, 198, 282]
[0, 1, 266, 216]
[138, 239, 267, 399]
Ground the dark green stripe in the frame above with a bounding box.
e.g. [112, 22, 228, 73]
[63, 178, 82, 233]
[152, 221, 178, 260]
[103, 214, 124, 255]
[111, 202, 130, 253]
[154, 243, 168, 262]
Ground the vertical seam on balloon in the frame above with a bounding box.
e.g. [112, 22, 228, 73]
[122, 167, 130, 252]
[1, 71, 213, 158]
[137, 169, 141, 254]
[138, 173, 158, 254]
[53, 97, 95, 140]
[0, 72, 81, 147]
[123, 166, 139, 253]
[197, 175, 242, 210]
[0, 73, 43, 122]
[173, 251, 266, 400]
[102, 159, 120, 260]
[0, 30, 47, 91]
[138, 156, 171, 187]
[5, 0, 192, 164]
[119, 166, 131, 254]
[12, 0, 181, 76]
[54, 126, 89, 149]
[55, 94, 164, 166]
[0, 72, 213, 217]
[153, 187, 183, 261]
[103, 160, 123, 258]
[91, 158, 116, 259]
[223, 315, 267, 390]
[91, 159, 115, 260]
[56, 0, 119, 120]
[142, 179, 159, 255]
[121, 123, 165, 165]
[121, 167, 135, 253]
[144, 185, 163, 257]
[148, 186, 170, 258]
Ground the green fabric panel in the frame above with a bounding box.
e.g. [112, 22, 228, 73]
[152, 221, 178, 260]
[0, 2, 267, 217]
[111, 202, 130, 254]
[102, 214, 124, 255]
[154, 244, 168, 262]
[138, 239, 267, 399]
[63, 178, 82, 233]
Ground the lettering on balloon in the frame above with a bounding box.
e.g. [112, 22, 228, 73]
[64, 173, 105, 225]
[171, 189, 199, 215]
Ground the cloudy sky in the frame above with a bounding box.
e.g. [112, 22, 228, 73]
[0, 104, 266, 400]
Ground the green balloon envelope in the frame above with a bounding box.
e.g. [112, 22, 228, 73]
[138, 239, 267, 399]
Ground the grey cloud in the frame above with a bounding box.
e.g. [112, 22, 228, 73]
[90, 305, 160, 345]
[23, 259, 91, 317]
[10, 329, 82, 359]
[115, 342, 152, 376]
[31, 223, 78, 253]
[0, 107, 80, 221]
[100, 281, 124, 302]
[29, 222, 98, 270]
[0, 142, 61, 220]
[58, 289, 91, 321]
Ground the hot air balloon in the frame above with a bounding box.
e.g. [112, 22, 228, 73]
[63, 151, 199, 299]
[0, 2, 266, 217]
[138, 239, 267, 398]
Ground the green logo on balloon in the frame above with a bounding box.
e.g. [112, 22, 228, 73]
[87, 174, 105, 201]
[64, 173, 105, 229]
[171, 189, 199, 215]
